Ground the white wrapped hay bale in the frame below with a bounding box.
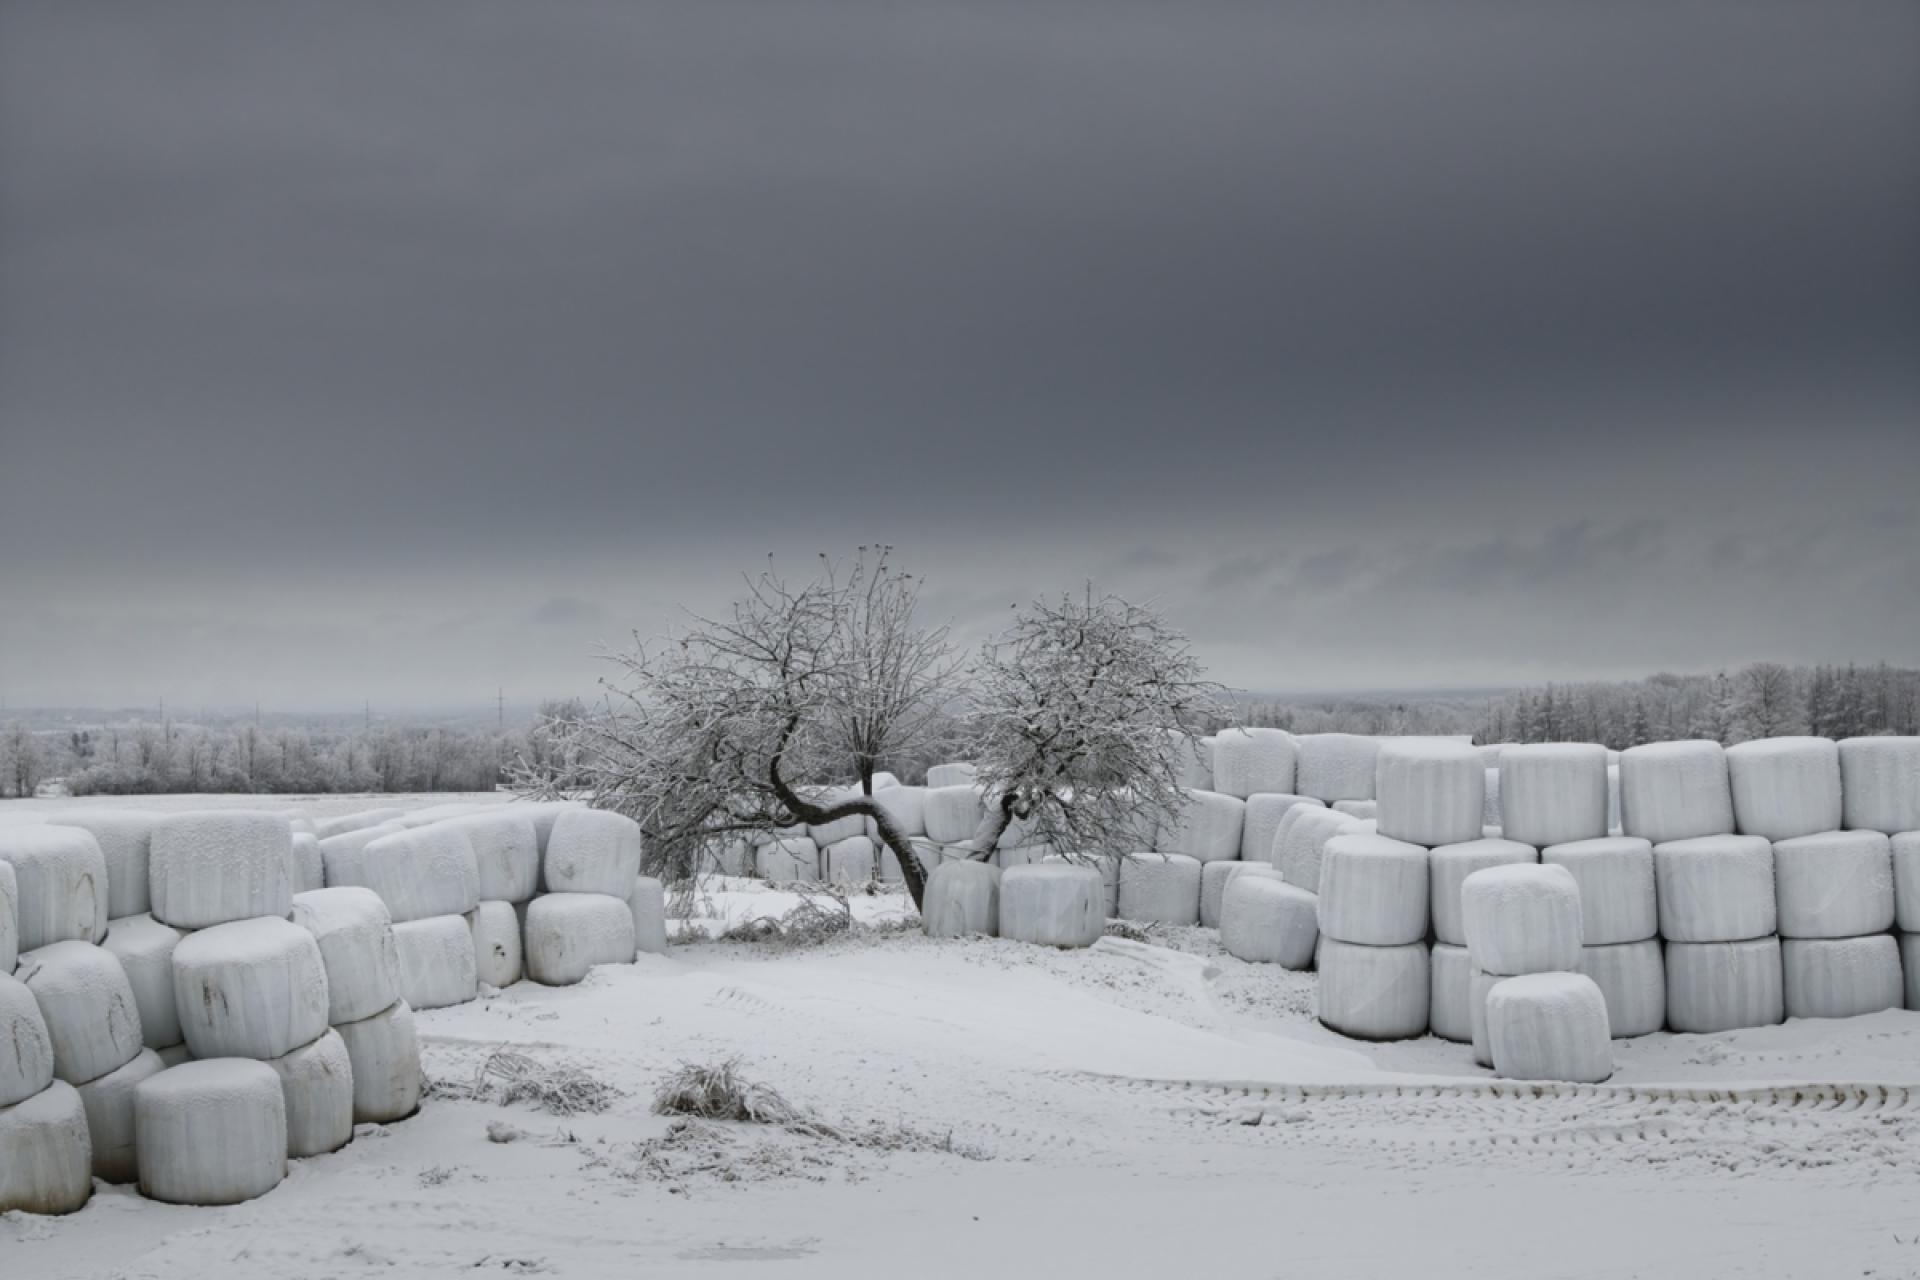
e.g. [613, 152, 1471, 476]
[313, 808, 407, 840]
[921, 860, 1002, 938]
[1577, 939, 1665, 1037]
[392, 914, 479, 1009]
[1296, 734, 1380, 802]
[872, 785, 928, 839]
[1653, 835, 1776, 942]
[524, 893, 635, 986]
[1156, 789, 1246, 863]
[1460, 863, 1582, 977]
[1772, 829, 1894, 939]
[998, 864, 1104, 948]
[1429, 942, 1473, 1042]
[1117, 854, 1203, 926]
[1272, 806, 1362, 896]
[1781, 935, 1902, 1021]
[1043, 854, 1121, 917]
[1666, 936, 1784, 1033]
[1317, 833, 1429, 947]
[1240, 794, 1325, 864]
[922, 785, 987, 846]
[1541, 836, 1657, 945]
[103, 912, 186, 1051]
[1903, 934, 1920, 1012]
[1200, 861, 1281, 929]
[823, 835, 877, 885]
[150, 811, 292, 931]
[286, 832, 325, 895]
[1619, 740, 1735, 844]
[0, 1080, 92, 1215]
[543, 810, 643, 897]
[926, 762, 977, 789]
[1485, 972, 1613, 1083]
[16, 940, 144, 1086]
[333, 999, 420, 1123]
[335, 827, 480, 924]
[1607, 765, 1620, 832]
[290, 887, 400, 1025]
[1332, 799, 1379, 821]
[0, 825, 108, 950]
[756, 837, 819, 882]
[1838, 736, 1920, 834]
[134, 1058, 287, 1206]
[990, 843, 1050, 871]
[1481, 769, 1503, 829]
[805, 787, 869, 848]
[1429, 838, 1537, 947]
[1727, 737, 1842, 841]
[1470, 967, 1501, 1067]
[266, 1028, 354, 1157]
[74, 1046, 164, 1183]
[1317, 938, 1429, 1041]
[441, 813, 541, 904]
[173, 918, 331, 1060]
[512, 801, 583, 857]
[1221, 877, 1318, 968]
[1498, 744, 1609, 847]
[1210, 728, 1297, 799]
[1897, 832, 1920, 932]
[318, 820, 406, 888]
[49, 809, 160, 919]
[469, 900, 523, 988]
[156, 1043, 192, 1068]
[0, 858, 15, 973]
[1375, 741, 1484, 847]
[0, 974, 55, 1108]
[629, 876, 668, 955]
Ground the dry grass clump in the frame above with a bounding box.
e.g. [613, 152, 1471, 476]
[434, 1050, 622, 1116]
[651, 1058, 834, 1135]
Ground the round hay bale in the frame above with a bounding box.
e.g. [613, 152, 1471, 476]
[0, 825, 108, 950]
[1902, 933, 1920, 1012]
[0, 859, 15, 974]
[1317, 833, 1430, 947]
[1200, 861, 1281, 928]
[74, 1046, 164, 1183]
[48, 809, 160, 919]
[1156, 789, 1246, 864]
[1541, 836, 1657, 945]
[469, 900, 523, 989]
[334, 998, 420, 1124]
[1429, 942, 1472, 1043]
[629, 876, 668, 955]
[1271, 806, 1363, 896]
[1607, 765, 1621, 832]
[1497, 744, 1609, 848]
[1486, 972, 1613, 1084]
[998, 864, 1104, 948]
[440, 813, 541, 904]
[1295, 734, 1381, 803]
[134, 1058, 287, 1205]
[149, 811, 292, 931]
[1726, 737, 1843, 842]
[1666, 936, 1784, 1033]
[156, 1043, 193, 1068]
[1317, 938, 1429, 1041]
[1772, 829, 1894, 940]
[1240, 794, 1326, 864]
[16, 940, 143, 1086]
[1209, 728, 1297, 800]
[823, 836, 877, 885]
[524, 893, 635, 986]
[286, 833, 325, 896]
[172, 918, 330, 1060]
[313, 808, 407, 841]
[0, 1080, 92, 1215]
[1375, 741, 1484, 847]
[543, 810, 643, 897]
[1838, 736, 1920, 834]
[1577, 939, 1665, 1037]
[103, 912, 186, 1051]
[0, 973, 55, 1108]
[1460, 863, 1582, 977]
[921, 860, 1002, 938]
[1042, 853, 1121, 917]
[1429, 838, 1537, 947]
[267, 1028, 354, 1157]
[1896, 831, 1920, 932]
[872, 785, 928, 839]
[337, 826, 480, 924]
[290, 887, 400, 1025]
[1618, 740, 1734, 844]
[1653, 834, 1776, 942]
[922, 786, 987, 846]
[1220, 877, 1318, 968]
[1116, 854, 1202, 926]
[1781, 935, 1903, 1021]
[392, 914, 479, 1009]
[755, 837, 819, 882]
[317, 821, 406, 889]
[926, 762, 977, 789]
[804, 786, 869, 848]
[1470, 967, 1500, 1066]
[1481, 768, 1503, 829]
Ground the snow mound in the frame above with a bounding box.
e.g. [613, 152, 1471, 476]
[1210, 728, 1297, 799]
[0, 1080, 92, 1215]
[1653, 834, 1775, 942]
[1541, 836, 1657, 945]
[1295, 733, 1381, 802]
[1485, 972, 1613, 1084]
[290, 887, 401, 1025]
[921, 860, 1002, 938]
[1156, 788, 1246, 863]
[1429, 837, 1537, 947]
[1220, 877, 1318, 968]
[1317, 832, 1429, 947]
[999, 864, 1105, 949]
[1772, 829, 1894, 939]
[15, 940, 144, 1086]
[267, 1028, 355, 1157]
[0, 825, 108, 950]
[544, 810, 643, 897]
[48, 809, 160, 919]
[1375, 741, 1484, 846]
[172, 918, 331, 1060]
[392, 914, 480, 1008]
[334, 999, 420, 1124]
[1317, 938, 1429, 1041]
[469, 900, 523, 988]
[102, 913, 187, 1050]
[1460, 863, 1582, 977]
[524, 894, 634, 986]
[150, 810, 292, 930]
[1781, 936, 1903, 1021]
[1727, 737, 1842, 841]
[1838, 736, 1920, 834]
[1577, 939, 1665, 1037]
[1619, 740, 1734, 844]
[1497, 744, 1609, 847]
[133, 1058, 287, 1205]
[1665, 936, 1784, 1033]
[1116, 854, 1202, 926]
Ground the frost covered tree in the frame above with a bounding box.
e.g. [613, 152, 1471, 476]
[1735, 662, 1799, 739]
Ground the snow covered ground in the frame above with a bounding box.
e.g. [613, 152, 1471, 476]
[6, 795, 1920, 1278]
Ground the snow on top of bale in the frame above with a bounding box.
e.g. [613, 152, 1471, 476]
[1209, 728, 1297, 800]
[149, 810, 293, 931]
[1295, 734, 1381, 802]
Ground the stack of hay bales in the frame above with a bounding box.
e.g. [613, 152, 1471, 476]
[1427, 836, 1536, 1043]
[525, 809, 641, 986]
[871, 784, 928, 882]
[1295, 734, 1381, 808]
[291, 886, 419, 1128]
[926, 762, 977, 788]
[440, 812, 540, 988]
[1843, 738, 1920, 1011]
[1209, 728, 1296, 800]
[327, 822, 480, 1010]
[1134, 788, 1242, 926]
[1546, 836, 1664, 1036]
[1316, 831, 1431, 1039]
[1219, 871, 1317, 967]
[1462, 863, 1610, 1081]
[0, 970, 93, 1214]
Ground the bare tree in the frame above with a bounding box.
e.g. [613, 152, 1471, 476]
[1736, 662, 1799, 739]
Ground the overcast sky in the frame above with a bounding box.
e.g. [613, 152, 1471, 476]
[2, 0, 1916, 711]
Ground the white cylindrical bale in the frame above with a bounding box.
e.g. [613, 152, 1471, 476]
[1428, 838, 1537, 947]
[925, 762, 977, 789]
[1653, 835, 1776, 942]
[1903, 933, 1920, 1012]
[523, 893, 635, 986]
[1209, 728, 1297, 800]
[1618, 741, 1734, 844]
[1771, 829, 1894, 939]
[341, 827, 480, 924]
[1272, 806, 1363, 896]
[1497, 744, 1609, 848]
[134, 1058, 287, 1206]
[873, 785, 928, 839]
[1460, 863, 1583, 977]
[172, 917, 331, 1060]
[998, 864, 1104, 948]
[1116, 854, 1202, 926]
[441, 813, 541, 904]
[16, 940, 144, 1086]
[1429, 942, 1472, 1043]
[1470, 967, 1500, 1068]
[286, 833, 325, 896]
[313, 808, 407, 840]
[149, 811, 292, 931]
[1240, 794, 1325, 864]
[804, 786, 869, 848]
[1316, 833, 1429, 947]
[1577, 939, 1665, 1037]
[543, 810, 643, 897]
[1481, 768, 1503, 829]
[1316, 938, 1429, 1041]
[469, 900, 523, 988]
[1201, 861, 1283, 929]
[1156, 790, 1246, 864]
[0, 859, 15, 974]
[334, 999, 420, 1123]
[266, 1028, 354, 1157]
[1781, 936, 1903, 1021]
[1897, 831, 1920, 932]
[1541, 836, 1657, 945]
[1220, 878, 1318, 968]
[1485, 972, 1613, 1083]
[103, 912, 186, 1050]
[922, 786, 986, 846]
[1726, 737, 1843, 842]
[1295, 734, 1381, 802]
[1375, 742, 1485, 847]
[74, 1046, 165, 1183]
[0, 1080, 93, 1215]
[823, 835, 877, 885]
[1607, 765, 1620, 833]
[290, 887, 399, 1025]
[392, 914, 479, 1009]
[318, 821, 407, 889]
[0, 825, 109, 950]
[629, 876, 668, 955]
[755, 837, 819, 882]
[1838, 736, 1920, 834]
[921, 860, 1002, 938]
[1042, 853, 1120, 917]
[49, 810, 160, 919]
[1665, 936, 1784, 1033]
[0, 974, 55, 1108]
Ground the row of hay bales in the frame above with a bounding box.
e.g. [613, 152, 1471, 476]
[0, 798, 662, 1214]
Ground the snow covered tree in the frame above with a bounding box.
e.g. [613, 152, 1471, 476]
[1694, 671, 1739, 744]
[1735, 662, 1799, 739]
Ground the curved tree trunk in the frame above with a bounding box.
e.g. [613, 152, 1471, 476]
[768, 765, 929, 910]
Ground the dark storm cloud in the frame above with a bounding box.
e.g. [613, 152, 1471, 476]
[1, 0, 1915, 706]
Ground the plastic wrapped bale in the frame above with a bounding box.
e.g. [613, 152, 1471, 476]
[103, 913, 186, 1051]
[317, 821, 405, 887]
[313, 808, 406, 841]
[1429, 942, 1472, 1042]
[543, 810, 644, 897]
[1470, 967, 1501, 1067]
[1043, 854, 1122, 917]
[468, 900, 523, 988]
[1375, 741, 1485, 847]
[1240, 794, 1325, 864]
[172, 918, 331, 1059]
[709, 838, 754, 878]
[1618, 740, 1734, 844]
[333, 999, 420, 1123]
[266, 1028, 354, 1157]
[1898, 832, 1920, 932]
[74, 1046, 164, 1182]
[998, 865, 1104, 948]
[1904, 934, 1920, 1012]
[290, 887, 400, 1025]
[511, 801, 583, 858]
[1607, 766, 1621, 833]
[1332, 800, 1379, 821]
[1666, 937, 1784, 1033]
[1781, 935, 1902, 1021]
[134, 1058, 287, 1206]
[921, 861, 1002, 938]
[1116, 854, 1202, 926]
[1459, 863, 1582, 977]
[392, 914, 480, 1009]
[1485, 973, 1613, 1083]
[1156, 789, 1246, 864]
[923, 785, 987, 846]
[1577, 939, 1665, 1037]
[629, 876, 668, 955]
[524, 893, 635, 986]
[1295, 734, 1381, 802]
[1272, 806, 1362, 896]
[0, 825, 108, 950]
[1316, 833, 1429, 947]
[1838, 736, 1920, 834]
[1772, 829, 1894, 939]
[823, 835, 877, 885]
[149, 811, 292, 931]
[873, 785, 928, 839]
[756, 837, 820, 882]
[1429, 838, 1537, 947]
[0, 974, 55, 1108]
[1200, 861, 1281, 929]
[871, 771, 901, 790]
[0, 1080, 92, 1215]
[926, 762, 977, 789]
[1221, 877, 1318, 968]
[1209, 728, 1296, 800]
[1497, 744, 1610, 848]
[49, 809, 161, 919]
[1726, 737, 1843, 841]
[1653, 835, 1776, 942]
[283, 832, 324, 896]
[16, 941, 144, 1086]
[0, 858, 15, 973]
[156, 1043, 192, 1068]
[804, 786, 869, 848]
[440, 813, 541, 904]
[335, 826, 481, 924]
[987, 842, 1048, 871]
[1481, 769, 1503, 829]
[1316, 938, 1429, 1041]
[1541, 836, 1658, 945]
